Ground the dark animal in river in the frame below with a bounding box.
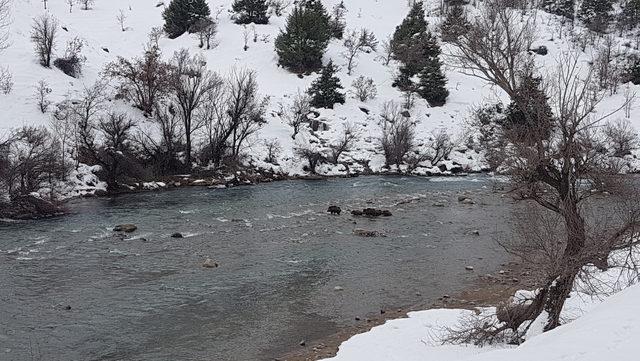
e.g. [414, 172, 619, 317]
[327, 206, 341, 215]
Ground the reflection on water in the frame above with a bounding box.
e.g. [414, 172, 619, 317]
[0, 176, 514, 361]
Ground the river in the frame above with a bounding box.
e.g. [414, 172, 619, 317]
[0, 175, 515, 361]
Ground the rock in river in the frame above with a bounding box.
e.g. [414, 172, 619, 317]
[113, 224, 137, 233]
[202, 258, 219, 268]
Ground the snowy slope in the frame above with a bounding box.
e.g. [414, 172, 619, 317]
[0, 0, 639, 175]
[324, 270, 640, 361]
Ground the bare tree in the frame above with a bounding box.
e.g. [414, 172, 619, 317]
[31, 14, 58, 67]
[328, 123, 358, 164]
[278, 90, 312, 139]
[190, 17, 217, 49]
[378, 35, 393, 66]
[117, 9, 127, 32]
[604, 119, 638, 157]
[428, 128, 454, 166]
[0, 66, 12, 94]
[66, 0, 74, 13]
[448, 0, 535, 98]
[268, 0, 293, 17]
[294, 145, 325, 174]
[34, 80, 52, 113]
[342, 28, 378, 75]
[105, 45, 172, 115]
[135, 102, 185, 175]
[169, 48, 223, 169]
[351, 76, 377, 102]
[50, 101, 76, 176]
[379, 100, 416, 169]
[263, 138, 281, 164]
[447, 52, 640, 345]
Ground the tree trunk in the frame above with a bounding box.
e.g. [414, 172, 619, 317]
[543, 272, 576, 331]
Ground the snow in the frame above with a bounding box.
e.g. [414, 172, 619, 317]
[4, 0, 636, 180]
[323, 255, 640, 361]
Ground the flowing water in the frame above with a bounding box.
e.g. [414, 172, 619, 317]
[0, 176, 515, 361]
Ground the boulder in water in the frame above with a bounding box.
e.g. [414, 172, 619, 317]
[171, 232, 183, 238]
[113, 224, 137, 233]
[202, 258, 219, 268]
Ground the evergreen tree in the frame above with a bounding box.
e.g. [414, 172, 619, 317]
[620, 0, 640, 30]
[307, 60, 345, 109]
[393, 30, 440, 90]
[502, 74, 554, 142]
[275, 0, 331, 73]
[329, 1, 347, 39]
[391, 1, 428, 63]
[440, 6, 470, 42]
[232, 0, 270, 25]
[542, 0, 575, 19]
[417, 56, 449, 107]
[163, 0, 211, 39]
[578, 0, 613, 32]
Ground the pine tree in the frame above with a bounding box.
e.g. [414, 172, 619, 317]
[440, 6, 470, 42]
[417, 56, 449, 107]
[275, 0, 331, 73]
[578, 0, 613, 32]
[329, 0, 347, 39]
[232, 0, 270, 25]
[391, 1, 428, 63]
[393, 30, 440, 91]
[307, 60, 345, 109]
[163, 0, 211, 39]
[502, 74, 554, 142]
[542, 0, 575, 20]
[620, 0, 640, 30]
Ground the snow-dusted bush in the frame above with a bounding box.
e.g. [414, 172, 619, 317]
[263, 138, 281, 164]
[604, 119, 638, 157]
[294, 144, 325, 173]
[0, 66, 12, 94]
[328, 123, 358, 164]
[350, 76, 377, 102]
[378, 101, 416, 169]
[34, 80, 52, 113]
[279, 90, 312, 139]
[53, 37, 86, 78]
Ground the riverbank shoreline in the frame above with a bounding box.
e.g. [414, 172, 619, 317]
[278, 260, 540, 361]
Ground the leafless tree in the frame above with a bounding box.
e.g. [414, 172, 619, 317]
[328, 123, 358, 164]
[105, 45, 172, 115]
[190, 17, 217, 49]
[378, 36, 393, 66]
[53, 37, 85, 77]
[428, 128, 454, 166]
[446, 52, 640, 345]
[78, 112, 137, 191]
[34, 80, 52, 113]
[31, 14, 58, 67]
[148, 27, 163, 48]
[448, 0, 535, 98]
[268, 0, 293, 17]
[351, 76, 377, 102]
[2, 126, 67, 198]
[169, 48, 223, 169]
[379, 100, 416, 169]
[342, 28, 378, 75]
[198, 68, 268, 167]
[263, 138, 281, 164]
[66, 0, 74, 13]
[278, 90, 312, 139]
[117, 9, 127, 32]
[135, 102, 185, 175]
[50, 100, 76, 175]
[294, 145, 325, 174]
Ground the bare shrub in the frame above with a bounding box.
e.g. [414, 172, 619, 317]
[2, 126, 68, 198]
[428, 128, 454, 166]
[604, 119, 638, 157]
[31, 14, 58, 67]
[34, 80, 52, 113]
[135, 102, 185, 175]
[0, 66, 13, 94]
[268, 0, 293, 17]
[278, 90, 312, 139]
[263, 138, 281, 164]
[379, 101, 415, 169]
[294, 145, 325, 174]
[328, 123, 358, 164]
[79, 0, 95, 10]
[53, 37, 86, 77]
[116, 9, 127, 32]
[351, 76, 377, 102]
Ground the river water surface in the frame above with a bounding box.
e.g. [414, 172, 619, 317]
[0, 176, 515, 361]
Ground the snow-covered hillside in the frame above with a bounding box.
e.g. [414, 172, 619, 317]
[324, 261, 640, 361]
[0, 0, 639, 177]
